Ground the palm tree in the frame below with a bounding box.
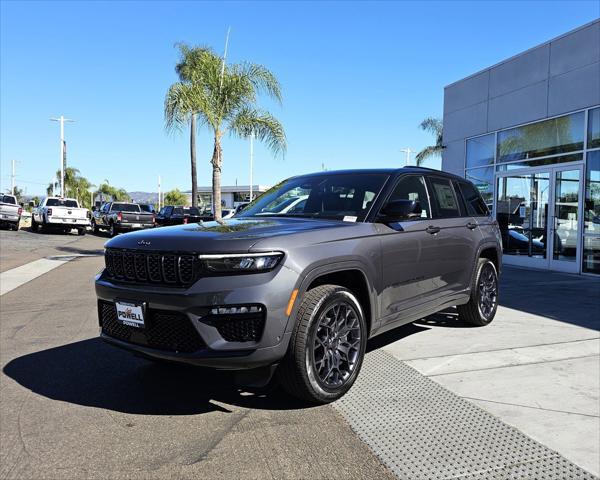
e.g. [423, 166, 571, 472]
[415, 117, 444, 166]
[47, 167, 93, 207]
[164, 44, 213, 207]
[166, 46, 286, 220]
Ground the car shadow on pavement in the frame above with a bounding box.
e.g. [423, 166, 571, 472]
[55, 245, 105, 256]
[3, 338, 311, 415]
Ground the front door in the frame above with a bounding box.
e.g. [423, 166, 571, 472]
[495, 164, 583, 273]
[548, 166, 583, 273]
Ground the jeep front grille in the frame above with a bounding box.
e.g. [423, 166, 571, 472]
[104, 249, 198, 286]
[98, 300, 205, 353]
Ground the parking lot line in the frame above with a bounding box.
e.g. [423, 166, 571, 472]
[0, 256, 76, 296]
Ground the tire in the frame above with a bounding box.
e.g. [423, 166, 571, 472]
[277, 284, 368, 404]
[91, 219, 100, 234]
[10, 221, 19, 231]
[457, 258, 499, 327]
[109, 223, 117, 237]
[31, 217, 38, 232]
[77, 228, 86, 236]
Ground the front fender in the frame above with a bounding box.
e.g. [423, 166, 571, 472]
[284, 259, 380, 337]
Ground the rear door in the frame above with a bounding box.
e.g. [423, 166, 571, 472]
[425, 176, 479, 294]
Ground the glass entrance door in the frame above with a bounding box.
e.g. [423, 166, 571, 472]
[496, 165, 583, 272]
[549, 166, 583, 273]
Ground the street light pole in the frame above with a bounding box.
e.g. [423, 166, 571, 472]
[249, 131, 254, 202]
[50, 115, 74, 197]
[400, 147, 415, 167]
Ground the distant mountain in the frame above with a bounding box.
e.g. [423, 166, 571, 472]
[128, 192, 158, 204]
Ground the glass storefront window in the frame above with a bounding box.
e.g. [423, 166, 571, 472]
[496, 153, 583, 171]
[585, 151, 600, 233]
[496, 173, 549, 258]
[583, 236, 600, 274]
[588, 107, 600, 149]
[466, 134, 495, 169]
[465, 167, 494, 209]
[497, 112, 585, 163]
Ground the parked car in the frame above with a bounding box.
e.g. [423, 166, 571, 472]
[139, 204, 155, 214]
[221, 208, 236, 219]
[155, 206, 202, 226]
[91, 202, 154, 237]
[96, 167, 501, 403]
[0, 194, 22, 230]
[31, 197, 89, 235]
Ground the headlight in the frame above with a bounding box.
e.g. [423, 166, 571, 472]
[198, 252, 283, 274]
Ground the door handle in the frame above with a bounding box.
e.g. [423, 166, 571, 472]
[426, 225, 441, 235]
[466, 222, 478, 230]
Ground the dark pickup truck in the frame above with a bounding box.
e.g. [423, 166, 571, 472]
[155, 206, 204, 226]
[91, 202, 154, 237]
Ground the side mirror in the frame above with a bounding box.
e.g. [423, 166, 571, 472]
[379, 199, 421, 222]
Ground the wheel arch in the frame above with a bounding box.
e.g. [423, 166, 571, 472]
[294, 262, 377, 337]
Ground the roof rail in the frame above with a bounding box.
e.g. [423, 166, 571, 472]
[404, 166, 441, 172]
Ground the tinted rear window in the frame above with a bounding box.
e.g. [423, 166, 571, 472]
[46, 198, 78, 208]
[185, 207, 200, 215]
[458, 181, 489, 216]
[111, 203, 140, 213]
[1, 195, 16, 205]
[429, 178, 461, 218]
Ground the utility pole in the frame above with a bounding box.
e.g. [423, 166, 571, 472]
[10, 160, 17, 195]
[249, 131, 254, 202]
[158, 175, 162, 210]
[50, 115, 74, 197]
[400, 147, 415, 167]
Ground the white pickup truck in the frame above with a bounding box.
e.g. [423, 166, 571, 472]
[0, 194, 22, 230]
[31, 197, 90, 235]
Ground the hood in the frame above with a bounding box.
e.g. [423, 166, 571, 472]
[104, 216, 362, 252]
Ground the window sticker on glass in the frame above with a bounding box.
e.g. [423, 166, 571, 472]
[343, 216, 357, 222]
[421, 210, 428, 218]
[433, 183, 457, 209]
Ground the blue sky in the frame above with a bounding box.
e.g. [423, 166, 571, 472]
[1, 1, 599, 196]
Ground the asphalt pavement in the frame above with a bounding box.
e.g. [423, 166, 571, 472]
[1, 229, 598, 479]
[0, 230, 394, 480]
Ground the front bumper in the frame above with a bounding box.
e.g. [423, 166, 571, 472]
[95, 264, 300, 370]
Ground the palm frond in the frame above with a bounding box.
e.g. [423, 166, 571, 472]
[415, 145, 442, 165]
[229, 107, 287, 157]
[236, 62, 283, 104]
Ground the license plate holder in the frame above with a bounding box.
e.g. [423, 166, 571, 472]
[115, 300, 145, 328]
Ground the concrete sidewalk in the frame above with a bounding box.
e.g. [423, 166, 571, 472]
[381, 266, 600, 476]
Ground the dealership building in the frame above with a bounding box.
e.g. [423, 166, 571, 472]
[442, 19, 600, 276]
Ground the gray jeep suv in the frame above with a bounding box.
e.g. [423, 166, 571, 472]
[95, 168, 502, 403]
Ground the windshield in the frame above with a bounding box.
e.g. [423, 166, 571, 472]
[112, 203, 140, 213]
[46, 198, 78, 208]
[1, 195, 16, 205]
[237, 173, 389, 221]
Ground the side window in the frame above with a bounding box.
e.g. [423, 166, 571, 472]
[458, 181, 489, 216]
[165, 206, 173, 216]
[158, 207, 165, 216]
[429, 177, 461, 218]
[384, 175, 430, 221]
